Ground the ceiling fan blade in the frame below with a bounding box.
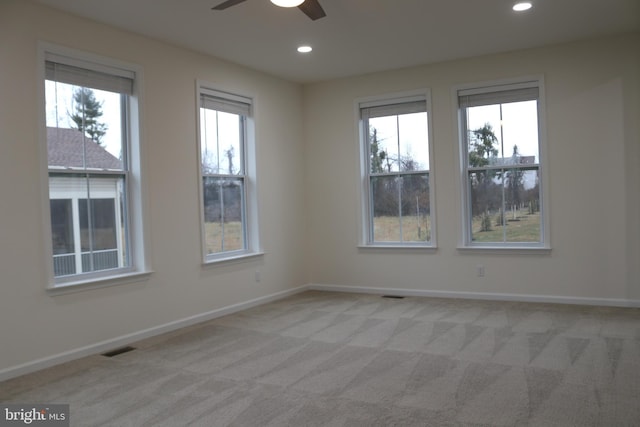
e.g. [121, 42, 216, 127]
[212, 0, 248, 11]
[298, 0, 326, 20]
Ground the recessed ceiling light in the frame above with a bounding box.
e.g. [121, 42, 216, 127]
[297, 46, 312, 53]
[513, 2, 532, 11]
[271, 0, 304, 7]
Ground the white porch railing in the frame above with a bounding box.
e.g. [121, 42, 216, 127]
[53, 249, 119, 277]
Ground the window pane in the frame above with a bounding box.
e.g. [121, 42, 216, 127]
[400, 173, 430, 242]
[371, 175, 400, 241]
[79, 197, 121, 273]
[46, 81, 124, 170]
[466, 100, 539, 165]
[469, 170, 503, 242]
[368, 116, 400, 173]
[200, 109, 243, 175]
[50, 194, 76, 277]
[368, 112, 429, 174]
[203, 177, 245, 254]
[50, 199, 74, 255]
[48, 173, 126, 275]
[466, 105, 501, 166]
[398, 113, 429, 171]
[469, 169, 540, 243]
[501, 101, 539, 163]
[504, 169, 541, 242]
[79, 198, 117, 251]
[371, 174, 431, 243]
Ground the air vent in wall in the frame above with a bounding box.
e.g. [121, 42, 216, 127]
[102, 346, 136, 357]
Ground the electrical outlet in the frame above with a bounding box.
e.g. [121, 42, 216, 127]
[255, 270, 261, 283]
[476, 264, 485, 277]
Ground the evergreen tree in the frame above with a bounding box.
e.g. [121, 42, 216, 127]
[369, 127, 393, 216]
[505, 144, 525, 215]
[469, 123, 498, 167]
[468, 123, 500, 223]
[70, 87, 107, 145]
[369, 128, 386, 174]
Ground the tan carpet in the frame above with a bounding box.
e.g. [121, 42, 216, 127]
[2, 291, 640, 426]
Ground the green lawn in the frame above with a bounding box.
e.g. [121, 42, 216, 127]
[472, 209, 540, 242]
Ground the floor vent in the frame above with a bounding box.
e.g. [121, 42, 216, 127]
[382, 295, 405, 299]
[102, 346, 136, 358]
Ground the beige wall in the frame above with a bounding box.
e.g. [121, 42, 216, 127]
[303, 33, 640, 302]
[1, 0, 638, 377]
[0, 1, 307, 374]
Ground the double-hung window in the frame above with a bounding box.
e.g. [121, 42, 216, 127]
[457, 78, 547, 247]
[359, 93, 435, 246]
[43, 47, 146, 287]
[197, 85, 258, 262]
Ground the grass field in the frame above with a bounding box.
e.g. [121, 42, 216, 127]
[204, 210, 539, 249]
[371, 209, 539, 243]
[205, 221, 243, 253]
[472, 209, 540, 242]
[373, 215, 431, 242]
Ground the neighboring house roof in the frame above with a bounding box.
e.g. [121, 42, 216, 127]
[47, 127, 121, 170]
[493, 155, 537, 166]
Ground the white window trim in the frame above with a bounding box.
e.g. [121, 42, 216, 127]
[453, 75, 551, 251]
[356, 89, 437, 249]
[196, 80, 262, 265]
[38, 42, 151, 293]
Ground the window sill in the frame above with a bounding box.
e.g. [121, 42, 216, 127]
[203, 251, 265, 267]
[358, 245, 438, 253]
[47, 270, 153, 296]
[457, 246, 551, 255]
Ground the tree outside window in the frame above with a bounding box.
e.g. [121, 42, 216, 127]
[459, 81, 543, 245]
[360, 95, 434, 246]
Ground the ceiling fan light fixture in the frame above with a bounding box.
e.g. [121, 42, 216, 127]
[271, 0, 305, 7]
[512, 2, 532, 12]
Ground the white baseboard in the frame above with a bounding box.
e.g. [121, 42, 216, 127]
[0, 286, 307, 382]
[307, 283, 640, 308]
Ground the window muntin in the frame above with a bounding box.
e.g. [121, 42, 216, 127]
[45, 53, 134, 282]
[361, 95, 433, 245]
[459, 81, 544, 246]
[198, 88, 253, 261]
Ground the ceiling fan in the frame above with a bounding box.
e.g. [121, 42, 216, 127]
[212, 0, 327, 21]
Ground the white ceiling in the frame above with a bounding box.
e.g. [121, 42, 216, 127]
[34, 0, 640, 83]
